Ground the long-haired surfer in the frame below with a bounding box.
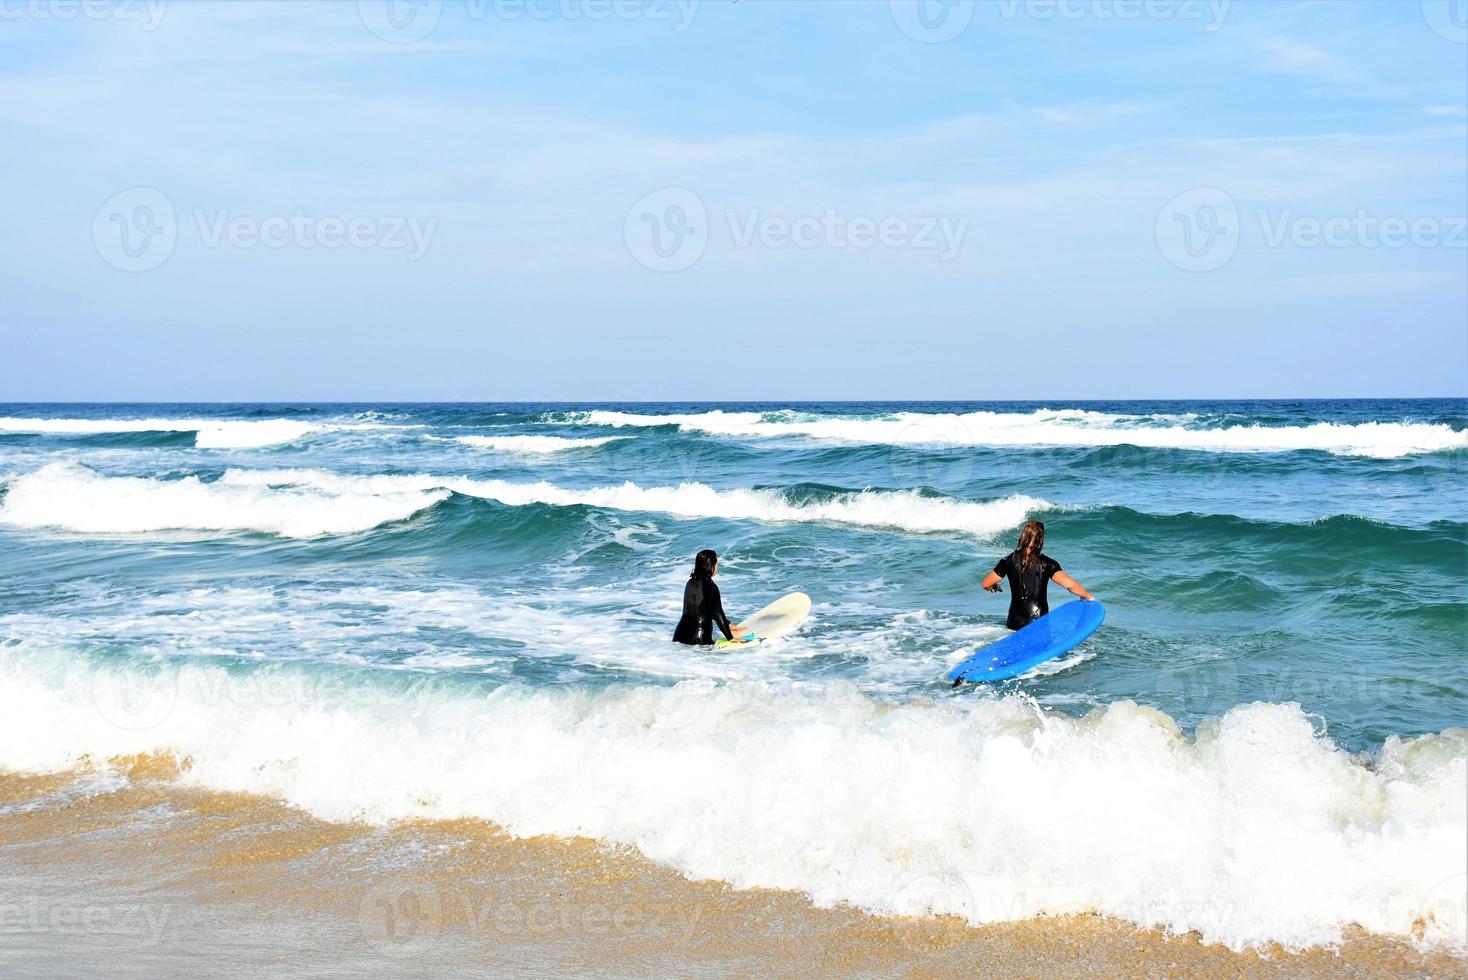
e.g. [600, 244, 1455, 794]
[982, 520, 1094, 630]
[673, 549, 750, 645]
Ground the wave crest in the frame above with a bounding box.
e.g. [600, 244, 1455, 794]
[561, 409, 1468, 458]
[0, 416, 319, 449]
[454, 435, 624, 453]
[0, 463, 446, 537]
[220, 467, 1053, 539]
[1, 651, 1462, 953]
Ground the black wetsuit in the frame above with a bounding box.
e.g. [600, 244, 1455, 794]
[993, 550, 1062, 630]
[672, 576, 734, 645]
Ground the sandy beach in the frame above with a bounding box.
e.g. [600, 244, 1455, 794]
[2, 760, 1461, 979]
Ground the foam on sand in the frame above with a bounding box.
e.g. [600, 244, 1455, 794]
[0, 647, 1462, 953]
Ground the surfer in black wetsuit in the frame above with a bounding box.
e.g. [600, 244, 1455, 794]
[982, 520, 1094, 630]
[673, 549, 750, 645]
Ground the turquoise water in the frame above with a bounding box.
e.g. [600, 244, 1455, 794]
[0, 401, 1464, 949]
[3, 400, 1462, 749]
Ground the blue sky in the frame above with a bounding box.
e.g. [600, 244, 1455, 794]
[1, 0, 1465, 400]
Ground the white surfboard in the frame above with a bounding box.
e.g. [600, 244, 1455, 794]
[717, 592, 811, 646]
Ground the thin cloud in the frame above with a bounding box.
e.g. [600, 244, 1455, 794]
[1256, 35, 1358, 83]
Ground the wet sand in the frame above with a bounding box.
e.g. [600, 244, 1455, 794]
[0, 760, 1462, 979]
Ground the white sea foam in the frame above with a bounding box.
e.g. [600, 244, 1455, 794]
[0, 463, 446, 537]
[0, 416, 321, 448]
[455, 435, 624, 454]
[564, 409, 1468, 458]
[0, 464, 1049, 540]
[220, 467, 1052, 538]
[0, 647, 1461, 952]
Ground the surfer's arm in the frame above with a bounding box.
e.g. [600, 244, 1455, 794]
[981, 570, 1003, 593]
[1052, 571, 1094, 601]
[706, 581, 738, 641]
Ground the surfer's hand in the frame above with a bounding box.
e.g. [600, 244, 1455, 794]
[984, 583, 1003, 593]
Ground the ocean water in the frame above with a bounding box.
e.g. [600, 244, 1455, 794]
[0, 400, 1464, 952]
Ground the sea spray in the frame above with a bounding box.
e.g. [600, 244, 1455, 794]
[0, 646, 1461, 952]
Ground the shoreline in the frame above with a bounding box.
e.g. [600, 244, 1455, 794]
[1, 762, 1462, 978]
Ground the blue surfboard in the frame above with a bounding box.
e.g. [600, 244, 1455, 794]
[947, 600, 1105, 684]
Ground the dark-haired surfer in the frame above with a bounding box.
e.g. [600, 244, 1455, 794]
[673, 549, 750, 645]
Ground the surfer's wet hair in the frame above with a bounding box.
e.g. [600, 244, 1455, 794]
[1016, 520, 1045, 570]
[691, 549, 718, 580]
